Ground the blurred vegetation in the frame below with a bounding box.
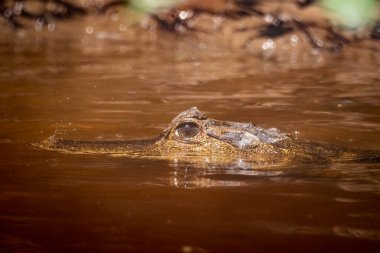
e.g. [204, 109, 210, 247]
[321, 0, 379, 29]
[0, 0, 378, 31]
[126, 0, 183, 13]
[125, 0, 379, 29]
[0, 0, 87, 28]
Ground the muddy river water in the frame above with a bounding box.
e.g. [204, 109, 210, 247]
[0, 22, 380, 252]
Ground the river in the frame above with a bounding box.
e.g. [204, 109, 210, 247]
[0, 17, 379, 252]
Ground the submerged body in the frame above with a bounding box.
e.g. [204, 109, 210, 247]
[42, 107, 378, 167]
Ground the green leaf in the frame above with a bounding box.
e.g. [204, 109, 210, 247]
[321, 0, 378, 28]
[128, 0, 183, 13]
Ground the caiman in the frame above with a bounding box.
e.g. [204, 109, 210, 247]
[41, 107, 379, 168]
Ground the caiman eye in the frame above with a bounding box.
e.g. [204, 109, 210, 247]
[174, 122, 200, 140]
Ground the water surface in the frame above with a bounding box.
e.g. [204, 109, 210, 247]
[0, 24, 380, 252]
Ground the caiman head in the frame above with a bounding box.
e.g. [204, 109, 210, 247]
[154, 107, 291, 162]
[41, 107, 295, 165]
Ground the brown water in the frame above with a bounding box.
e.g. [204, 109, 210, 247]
[0, 24, 380, 253]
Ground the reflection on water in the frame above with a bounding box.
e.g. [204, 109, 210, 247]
[168, 165, 285, 188]
[0, 22, 380, 252]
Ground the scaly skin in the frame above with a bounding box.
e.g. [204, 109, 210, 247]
[41, 107, 378, 167]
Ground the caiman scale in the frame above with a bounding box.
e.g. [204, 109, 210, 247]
[42, 107, 378, 167]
